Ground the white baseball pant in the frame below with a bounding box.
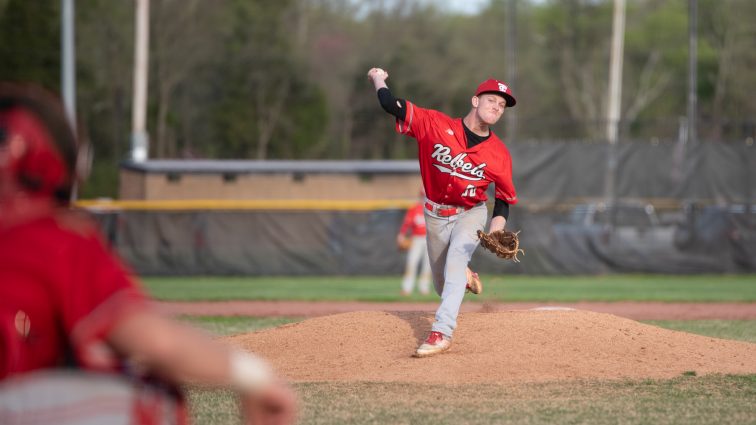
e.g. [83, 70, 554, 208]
[424, 202, 487, 337]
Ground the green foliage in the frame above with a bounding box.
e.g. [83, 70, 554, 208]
[0, 0, 60, 90]
[624, 1, 688, 120]
[210, 92, 256, 157]
[284, 83, 328, 158]
[75, 0, 133, 163]
[692, 0, 756, 141]
[78, 157, 120, 199]
[4, 0, 755, 198]
[208, 0, 326, 159]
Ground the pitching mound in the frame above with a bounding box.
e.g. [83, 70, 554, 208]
[225, 310, 756, 383]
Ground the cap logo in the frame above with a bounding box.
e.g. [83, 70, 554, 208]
[498, 83, 508, 92]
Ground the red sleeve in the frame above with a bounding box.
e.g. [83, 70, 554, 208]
[493, 149, 518, 205]
[394, 101, 437, 140]
[62, 234, 150, 369]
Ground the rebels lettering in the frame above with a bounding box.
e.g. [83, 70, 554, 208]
[431, 144, 486, 180]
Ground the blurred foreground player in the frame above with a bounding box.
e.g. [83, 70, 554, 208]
[0, 83, 296, 425]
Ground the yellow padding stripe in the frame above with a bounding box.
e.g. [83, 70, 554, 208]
[74, 199, 416, 211]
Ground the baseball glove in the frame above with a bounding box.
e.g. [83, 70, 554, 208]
[477, 230, 524, 262]
[397, 236, 411, 251]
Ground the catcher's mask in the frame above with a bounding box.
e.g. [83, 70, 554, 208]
[0, 83, 85, 204]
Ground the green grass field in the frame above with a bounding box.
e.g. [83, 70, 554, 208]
[165, 275, 756, 425]
[143, 274, 756, 302]
[188, 375, 756, 425]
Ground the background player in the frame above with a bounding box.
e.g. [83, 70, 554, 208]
[397, 190, 432, 296]
[367, 67, 518, 358]
[0, 83, 296, 425]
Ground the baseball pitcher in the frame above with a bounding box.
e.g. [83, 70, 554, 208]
[367, 67, 521, 357]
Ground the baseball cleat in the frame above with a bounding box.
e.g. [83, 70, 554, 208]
[465, 269, 483, 295]
[413, 331, 451, 357]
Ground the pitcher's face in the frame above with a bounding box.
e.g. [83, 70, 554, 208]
[475, 94, 507, 125]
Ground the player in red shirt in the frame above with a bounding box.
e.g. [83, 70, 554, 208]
[368, 67, 518, 357]
[397, 192, 432, 296]
[0, 83, 296, 424]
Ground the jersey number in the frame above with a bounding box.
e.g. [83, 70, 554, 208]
[461, 185, 476, 197]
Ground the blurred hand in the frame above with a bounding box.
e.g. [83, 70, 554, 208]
[242, 380, 298, 425]
[396, 234, 410, 251]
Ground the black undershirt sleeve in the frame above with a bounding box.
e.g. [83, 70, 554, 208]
[492, 198, 510, 220]
[377, 87, 407, 121]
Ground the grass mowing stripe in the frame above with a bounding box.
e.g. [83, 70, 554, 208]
[142, 274, 756, 302]
[188, 375, 756, 425]
[643, 320, 756, 344]
[180, 316, 303, 336]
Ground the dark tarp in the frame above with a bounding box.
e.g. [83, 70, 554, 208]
[94, 141, 754, 275]
[93, 206, 754, 276]
[100, 210, 406, 276]
[509, 141, 755, 205]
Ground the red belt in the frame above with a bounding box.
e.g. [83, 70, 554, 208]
[424, 201, 471, 217]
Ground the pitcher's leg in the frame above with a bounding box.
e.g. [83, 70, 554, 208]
[424, 212, 451, 296]
[430, 244, 468, 337]
[430, 205, 487, 337]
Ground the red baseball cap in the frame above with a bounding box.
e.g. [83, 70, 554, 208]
[475, 78, 516, 107]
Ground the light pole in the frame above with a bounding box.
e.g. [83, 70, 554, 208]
[604, 0, 626, 216]
[131, 0, 150, 162]
[61, 0, 76, 129]
[687, 0, 697, 148]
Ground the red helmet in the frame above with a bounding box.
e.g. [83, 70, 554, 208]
[0, 83, 78, 204]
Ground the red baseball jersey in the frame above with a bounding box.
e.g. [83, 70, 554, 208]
[399, 203, 427, 236]
[0, 215, 149, 378]
[395, 101, 517, 208]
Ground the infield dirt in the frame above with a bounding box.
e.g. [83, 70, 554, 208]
[225, 309, 756, 384]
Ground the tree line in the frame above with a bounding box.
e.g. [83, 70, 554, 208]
[0, 0, 753, 197]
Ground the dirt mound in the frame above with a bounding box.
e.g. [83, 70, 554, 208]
[225, 310, 756, 383]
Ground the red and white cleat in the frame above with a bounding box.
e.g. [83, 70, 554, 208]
[413, 331, 452, 357]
